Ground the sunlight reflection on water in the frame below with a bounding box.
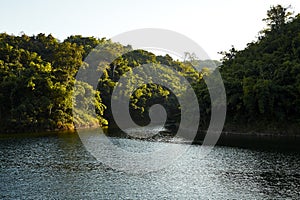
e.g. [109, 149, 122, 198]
[0, 132, 299, 199]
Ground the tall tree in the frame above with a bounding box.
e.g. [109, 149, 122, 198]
[263, 5, 293, 32]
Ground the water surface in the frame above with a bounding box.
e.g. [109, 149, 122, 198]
[0, 131, 299, 199]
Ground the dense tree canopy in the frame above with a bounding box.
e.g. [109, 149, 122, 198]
[0, 4, 299, 135]
[0, 33, 204, 133]
[0, 34, 108, 132]
[219, 5, 300, 133]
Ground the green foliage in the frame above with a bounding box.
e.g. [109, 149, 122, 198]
[0, 33, 108, 132]
[220, 6, 300, 131]
[1, 4, 299, 135]
[262, 5, 293, 33]
[0, 32, 202, 133]
[97, 50, 201, 128]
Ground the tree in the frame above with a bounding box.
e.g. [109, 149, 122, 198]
[218, 45, 237, 62]
[219, 6, 300, 133]
[263, 5, 293, 32]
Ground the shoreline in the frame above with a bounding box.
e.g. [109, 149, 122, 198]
[193, 130, 300, 150]
[1, 126, 300, 150]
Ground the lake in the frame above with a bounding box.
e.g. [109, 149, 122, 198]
[0, 130, 300, 199]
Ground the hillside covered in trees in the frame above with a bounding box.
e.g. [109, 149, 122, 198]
[220, 5, 300, 134]
[0, 5, 299, 136]
[0, 32, 207, 133]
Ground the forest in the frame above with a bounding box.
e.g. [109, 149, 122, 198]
[0, 5, 299, 135]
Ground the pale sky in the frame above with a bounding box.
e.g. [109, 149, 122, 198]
[1, 0, 300, 60]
